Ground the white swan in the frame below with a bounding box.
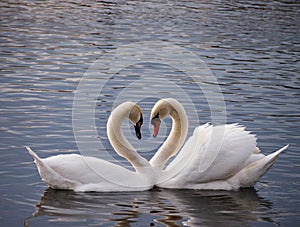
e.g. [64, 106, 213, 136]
[150, 98, 288, 190]
[26, 102, 154, 192]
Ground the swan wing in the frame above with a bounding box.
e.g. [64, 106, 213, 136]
[158, 124, 257, 187]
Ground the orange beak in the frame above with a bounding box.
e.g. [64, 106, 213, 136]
[152, 119, 161, 137]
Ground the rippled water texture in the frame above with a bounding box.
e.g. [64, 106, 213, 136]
[1, 1, 299, 226]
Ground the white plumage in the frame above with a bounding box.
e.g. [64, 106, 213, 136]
[27, 102, 154, 192]
[151, 98, 288, 190]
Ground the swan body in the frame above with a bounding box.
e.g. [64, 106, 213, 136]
[150, 98, 288, 190]
[27, 102, 154, 192]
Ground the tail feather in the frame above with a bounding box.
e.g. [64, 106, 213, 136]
[26, 146, 39, 160]
[26, 146, 44, 168]
[235, 144, 289, 188]
[265, 144, 289, 162]
[26, 146, 78, 190]
[26, 146, 50, 181]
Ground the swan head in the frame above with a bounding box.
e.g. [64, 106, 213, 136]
[150, 99, 174, 137]
[129, 104, 144, 140]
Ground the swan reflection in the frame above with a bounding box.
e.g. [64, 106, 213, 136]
[26, 187, 275, 226]
[157, 188, 273, 226]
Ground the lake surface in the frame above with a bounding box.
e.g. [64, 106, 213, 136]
[1, 0, 299, 226]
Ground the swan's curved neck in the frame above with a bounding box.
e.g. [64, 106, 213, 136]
[150, 100, 188, 170]
[107, 103, 149, 172]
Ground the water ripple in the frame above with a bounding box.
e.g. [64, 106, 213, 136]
[1, 0, 299, 226]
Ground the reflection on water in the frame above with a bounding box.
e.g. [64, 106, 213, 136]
[25, 188, 273, 226]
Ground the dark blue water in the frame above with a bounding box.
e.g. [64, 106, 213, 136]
[1, 1, 299, 226]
